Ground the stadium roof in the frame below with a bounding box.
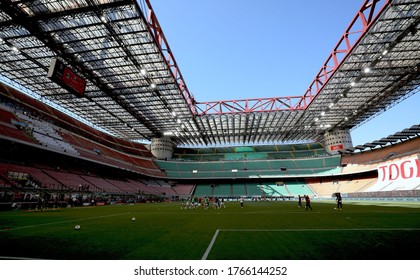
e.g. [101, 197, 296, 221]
[0, 0, 419, 147]
[340, 123, 420, 153]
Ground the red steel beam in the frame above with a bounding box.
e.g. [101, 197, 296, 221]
[195, 96, 305, 116]
[298, 0, 390, 108]
[142, 0, 197, 114]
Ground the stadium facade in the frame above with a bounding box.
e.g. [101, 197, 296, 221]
[1, 0, 420, 208]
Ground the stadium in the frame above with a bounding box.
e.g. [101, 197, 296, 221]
[0, 0, 420, 260]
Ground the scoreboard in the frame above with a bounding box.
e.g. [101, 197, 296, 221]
[47, 58, 86, 97]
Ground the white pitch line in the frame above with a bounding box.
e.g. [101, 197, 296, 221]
[200, 227, 420, 260]
[201, 229, 220, 260]
[0, 256, 49, 260]
[0, 212, 131, 232]
[220, 228, 420, 232]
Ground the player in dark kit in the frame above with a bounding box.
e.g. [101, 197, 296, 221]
[304, 195, 312, 211]
[336, 192, 343, 210]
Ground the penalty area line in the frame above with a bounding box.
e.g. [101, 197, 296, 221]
[201, 229, 220, 260]
[220, 228, 420, 232]
[200, 227, 420, 259]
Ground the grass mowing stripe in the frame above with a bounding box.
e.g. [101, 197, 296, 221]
[0, 212, 131, 232]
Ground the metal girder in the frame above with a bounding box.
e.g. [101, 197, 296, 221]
[195, 96, 306, 116]
[1, 0, 419, 147]
[143, 0, 196, 115]
[301, 0, 390, 109]
[193, 0, 391, 116]
[0, 0, 157, 138]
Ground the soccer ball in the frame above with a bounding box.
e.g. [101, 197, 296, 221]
[74, 225, 81, 230]
[131, 217, 136, 221]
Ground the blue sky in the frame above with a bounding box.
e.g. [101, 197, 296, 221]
[149, 0, 419, 146]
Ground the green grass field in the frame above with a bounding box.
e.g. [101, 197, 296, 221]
[1, 200, 420, 260]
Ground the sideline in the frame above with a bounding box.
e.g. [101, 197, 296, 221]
[0, 212, 131, 232]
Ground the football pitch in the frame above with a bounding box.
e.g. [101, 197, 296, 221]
[1, 200, 420, 260]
